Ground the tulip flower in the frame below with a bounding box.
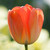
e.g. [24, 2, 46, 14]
[8, 4, 44, 50]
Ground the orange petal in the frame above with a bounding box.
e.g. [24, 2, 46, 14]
[36, 8, 44, 31]
[19, 6, 31, 43]
[11, 7, 20, 20]
[28, 8, 44, 43]
[8, 10, 19, 42]
[25, 4, 33, 11]
[29, 8, 39, 43]
[8, 8, 23, 44]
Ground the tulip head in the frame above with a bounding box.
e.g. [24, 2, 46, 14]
[8, 4, 44, 44]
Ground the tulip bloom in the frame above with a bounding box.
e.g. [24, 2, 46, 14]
[8, 4, 44, 44]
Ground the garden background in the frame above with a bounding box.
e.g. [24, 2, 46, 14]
[0, 0, 50, 50]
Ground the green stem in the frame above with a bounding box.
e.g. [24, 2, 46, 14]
[25, 44, 28, 50]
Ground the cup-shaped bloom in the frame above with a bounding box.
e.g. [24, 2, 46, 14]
[8, 4, 44, 44]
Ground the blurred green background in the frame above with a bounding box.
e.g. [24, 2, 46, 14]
[0, 0, 50, 50]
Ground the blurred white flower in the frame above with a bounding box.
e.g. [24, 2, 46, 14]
[0, 6, 8, 19]
[0, 20, 8, 29]
[41, 39, 50, 50]
[4, 41, 24, 50]
[28, 44, 34, 50]
[0, 33, 10, 50]
[0, 34, 9, 42]
[44, 0, 50, 6]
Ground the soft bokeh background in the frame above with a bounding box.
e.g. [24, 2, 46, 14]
[0, 0, 50, 50]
